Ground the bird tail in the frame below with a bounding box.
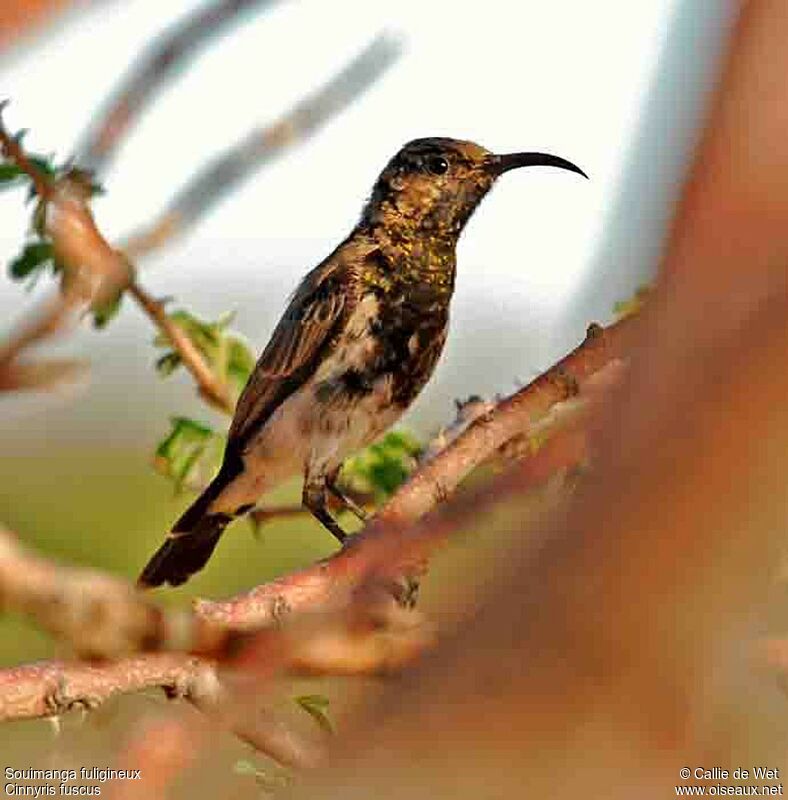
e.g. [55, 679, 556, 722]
[137, 480, 234, 589]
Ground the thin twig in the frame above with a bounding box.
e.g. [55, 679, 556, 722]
[0, 109, 54, 199]
[127, 282, 233, 413]
[121, 34, 401, 259]
[0, 292, 79, 370]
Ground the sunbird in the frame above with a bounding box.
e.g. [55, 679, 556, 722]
[138, 137, 586, 588]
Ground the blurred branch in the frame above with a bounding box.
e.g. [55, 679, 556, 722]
[0, 525, 235, 659]
[121, 34, 401, 260]
[0, 580, 426, 767]
[283, 3, 788, 790]
[0, 114, 130, 380]
[0, 355, 86, 391]
[74, 0, 284, 173]
[0, 655, 326, 770]
[0, 0, 83, 51]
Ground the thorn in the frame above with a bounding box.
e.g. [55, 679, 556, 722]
[586, 322, 603, 340]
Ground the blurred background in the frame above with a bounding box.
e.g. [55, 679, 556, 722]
[0, 0, 736, 667]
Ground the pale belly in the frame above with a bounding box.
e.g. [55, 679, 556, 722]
[210, 294, 410, 513]
[211, 375, 403, 512]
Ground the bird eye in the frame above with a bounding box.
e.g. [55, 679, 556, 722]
[424, 155, 449, 175]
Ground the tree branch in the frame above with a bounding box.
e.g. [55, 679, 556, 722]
[0, 316, 628, 771]
[374, 320, 635, 527]
[0, 110, 233, 408]
[0, 315, 627, 690]
[196, 318, 633, 628]
[0, 655, 326, 770]
[126, 282, 233, 413]
[0, 526, 231, 660]
[2, 33, 399, 395]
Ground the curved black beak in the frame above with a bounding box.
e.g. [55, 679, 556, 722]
[491, 152, 588, 179]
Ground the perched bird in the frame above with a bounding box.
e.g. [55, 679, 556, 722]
[138, 137, 586, 588]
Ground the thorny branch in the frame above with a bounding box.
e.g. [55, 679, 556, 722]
[0, 655, 326, 770]
[373, 319, 635, 527]
[0, 572, 426, 766]
[195, 317, 635, 629]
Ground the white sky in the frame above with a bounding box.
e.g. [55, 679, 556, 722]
[1, 0, 734, 437]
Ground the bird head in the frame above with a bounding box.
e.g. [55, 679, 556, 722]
[362, 137, 587, 244]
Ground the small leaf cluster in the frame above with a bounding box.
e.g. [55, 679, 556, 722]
[340, 430, 423, 501]
[2, 144, 113, 324]
[154, 309, 255, 402]
[153, 417, 226, 494]
[151, 310, 256, 496]
[294, 693, 334, 734]
[2, 150, 57, 288]
[0, 153, 56, 191]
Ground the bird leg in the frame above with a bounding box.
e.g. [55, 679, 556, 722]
[326, 476, 369, 522]
[303, 478, 347, 544]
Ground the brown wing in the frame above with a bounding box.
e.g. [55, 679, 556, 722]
[228, 256, 351, 446]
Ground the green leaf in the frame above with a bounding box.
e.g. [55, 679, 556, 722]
[153, 417, 226, 494]
[295, 694, 334, 734]
[0, 162, 25, 186]
[155, 351, 182, 377]
[225, 334, 255, 396]
[153, 308, 253, 401]
[31, 199, 48, 237]
[341, 429, 423, 500]
[154, 310, 221, 365]
[8, 241, 54, 283]
[92, 291, 124, 329]
[27, 156, 57, 179]
[0, 155, 57, 194]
